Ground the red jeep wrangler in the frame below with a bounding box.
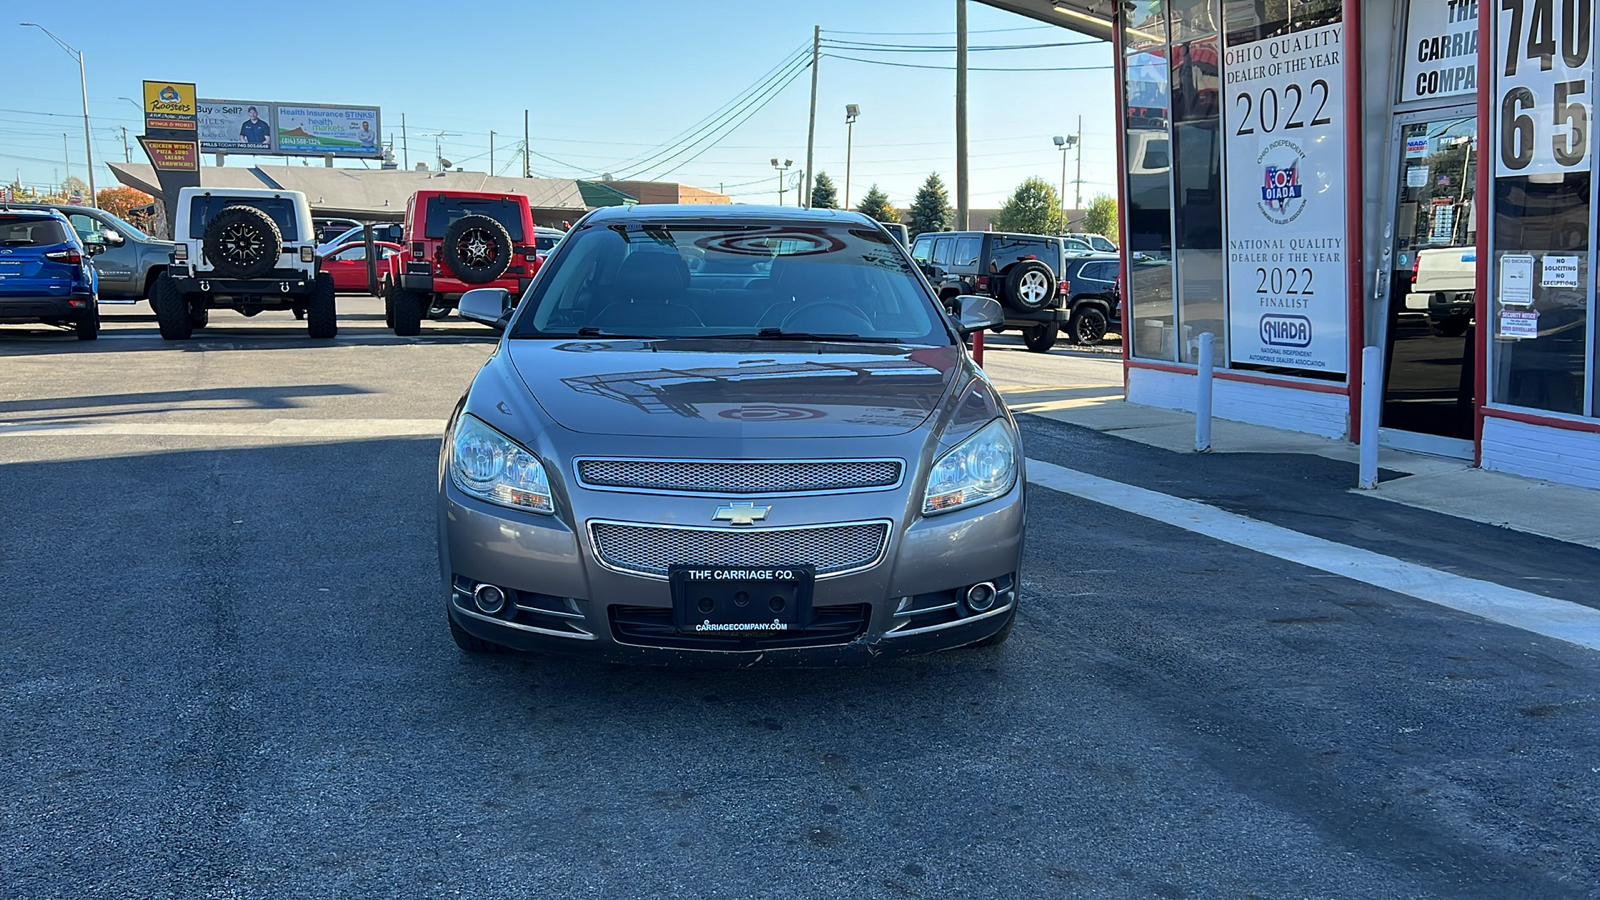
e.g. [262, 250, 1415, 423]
[383, 189, 542, 335]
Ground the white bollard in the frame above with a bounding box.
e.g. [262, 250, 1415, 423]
[1357, 345, 1382, 490]
[1195, 332, 1214, 453]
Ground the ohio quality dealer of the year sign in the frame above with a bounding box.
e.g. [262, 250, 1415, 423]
[1223, 19, 1350, 375]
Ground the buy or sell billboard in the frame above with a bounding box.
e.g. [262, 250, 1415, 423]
[196, 100, 381, 158]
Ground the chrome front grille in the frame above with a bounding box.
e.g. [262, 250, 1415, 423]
[574, 458, 903, 496]
[587, 520, 891, 580]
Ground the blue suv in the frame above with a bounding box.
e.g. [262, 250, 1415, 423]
[0, 207, 100, 340]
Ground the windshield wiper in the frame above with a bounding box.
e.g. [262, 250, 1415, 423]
[697, 328, 903, 343]
[574, 327, 658, 339]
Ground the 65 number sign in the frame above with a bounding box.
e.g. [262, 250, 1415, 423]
[1498, 0, 1595, 175]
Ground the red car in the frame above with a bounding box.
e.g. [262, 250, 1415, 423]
[322, 241, 402, 294]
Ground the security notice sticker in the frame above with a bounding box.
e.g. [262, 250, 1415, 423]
[1499, 309, 1540, 339]
[1541, 254, 1579, 287]
[1223, 19, 1349, 375]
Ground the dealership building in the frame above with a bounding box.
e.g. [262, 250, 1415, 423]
[983, 0, 1600, 489]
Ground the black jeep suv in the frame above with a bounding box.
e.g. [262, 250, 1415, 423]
[911, 230, 1070, 351]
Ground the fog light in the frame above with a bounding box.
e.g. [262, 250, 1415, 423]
[965, 582, 997, 612]
[473, 583, 507, 615]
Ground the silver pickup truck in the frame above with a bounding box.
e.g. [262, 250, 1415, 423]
[19, 204, 174, 308]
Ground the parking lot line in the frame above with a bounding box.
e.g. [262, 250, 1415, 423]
[1025, 457, 1600, 652]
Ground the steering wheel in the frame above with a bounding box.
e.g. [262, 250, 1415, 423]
[782, 301, 875, 333]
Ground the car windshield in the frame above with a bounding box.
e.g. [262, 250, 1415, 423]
[509, 220, 950, 344]
[424, 197, 525, 241]
[99, 210, 152, 241]
[0, 217, 68, 246]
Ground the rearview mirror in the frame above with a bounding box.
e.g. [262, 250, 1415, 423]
[952, 294, 1003, 335]
[459, 287, 512, 329]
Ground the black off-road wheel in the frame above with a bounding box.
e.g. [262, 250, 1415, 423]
[154, 273, 194, 340]
[1070, 305, 1110, 346]
[306, 272, 338, 339]
[449, 613, 510, 654]
[202, 205, 282, 279]
[441, 214, 513, 284]
[1003, 260, 1056, 312]
[391, 287, 424, 337]
[1022, 322, 1058, 353]
[382, 282, 395, 328]
[74, 306, 99, 341]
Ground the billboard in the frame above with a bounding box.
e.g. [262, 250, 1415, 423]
[195, 100, 381, 158]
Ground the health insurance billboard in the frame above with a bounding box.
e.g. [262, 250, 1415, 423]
[197, 100, 381, 158]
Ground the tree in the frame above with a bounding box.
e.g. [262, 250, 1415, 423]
[990, 177, 1060, 235]
[97, 187, 155, 218]
[1082, 193, 1118, 237]
[810, 171, 838, 209]
[855, 184, 899, 223]
[60, 175, 90, 202]
[907, 173, 952, 238]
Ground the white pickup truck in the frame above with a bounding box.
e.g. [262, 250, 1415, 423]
[1405, 245, 1475, 336]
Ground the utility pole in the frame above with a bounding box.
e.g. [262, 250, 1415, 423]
[401, 113, 409, 170]
[490, 131, 496, 175]
[120, 126, 129, 163]
[63, 134, 71, 188]
[524, 110, 531, 178]
[954, 0, 969, 230]
[1073, 114, 1084, 211]
[804, 24, 819, 207]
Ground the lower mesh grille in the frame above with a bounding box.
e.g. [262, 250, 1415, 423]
[588, 520, 890, 580]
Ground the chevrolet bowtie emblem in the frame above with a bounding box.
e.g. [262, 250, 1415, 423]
[713, 501, 771, 526]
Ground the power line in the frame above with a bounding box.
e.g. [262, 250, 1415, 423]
[819, 39, 1100, 51]
[824, 25, 1057, 36]
[823, 53, 1113, 72]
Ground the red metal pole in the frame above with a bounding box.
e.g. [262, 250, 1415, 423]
[972, 329, 984, 366]
[1111, 6, 1132, 388]
[1344, 0, 1366, 440]
[1473, 0, 1492, 465]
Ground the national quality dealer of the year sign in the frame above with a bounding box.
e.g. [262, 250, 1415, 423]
[1222, 19, 1350, 376]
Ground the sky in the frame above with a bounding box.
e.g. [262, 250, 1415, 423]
[5, 0, 1117, 210]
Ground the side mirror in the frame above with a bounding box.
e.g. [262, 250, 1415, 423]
[84, 241, 106, 258]
[952, 294, 1003, 335]
[459, 287, 512, 329]
[101, 229, 125, 246]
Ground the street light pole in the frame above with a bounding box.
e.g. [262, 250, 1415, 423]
[1073, 114, 1083, 211]
[23, 23, 96, 207]
[771, 157, 792, 205]
[1054, 135, 1068, 232]
[844, 104, 859, 209]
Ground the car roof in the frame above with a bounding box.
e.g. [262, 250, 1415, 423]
[582, 204, 877, 227]
[0, 205, 71, 221]
[177, 187, 307, 201]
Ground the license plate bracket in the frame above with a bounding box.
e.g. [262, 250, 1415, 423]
[669, 565, 815, 634]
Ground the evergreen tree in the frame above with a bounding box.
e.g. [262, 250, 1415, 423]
[990, 177, 1060, 235]
[810, 171, 838, 209]
[907, 173, 952, 238]
[854, 184, 900, 223]
[1083, 193, 1118, 237]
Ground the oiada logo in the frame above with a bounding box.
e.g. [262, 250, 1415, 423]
[159, 85, 180, 103]
[1260, 314, 1312, 348]
[1255, 139, 1308, 225]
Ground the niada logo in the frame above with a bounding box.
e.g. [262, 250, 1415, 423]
[1260, 314, 1312, 348]
[1255, 139, 1308, 225]
[159, 86, 180, 103]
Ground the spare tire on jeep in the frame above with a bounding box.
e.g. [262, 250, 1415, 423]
[441, 214, 513, 284]
[202, 205, 282, 280]
[1003, 260, 1056, 312]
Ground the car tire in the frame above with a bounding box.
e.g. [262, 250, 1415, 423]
[154, 273, 194, 340]
[449, 613, 510, 654]
[391, 287, 423, 337]
[441, 214, 513, 284]
[1069, 305, 1110, 346]
[383, 287, 395, 329]
[1022, 322, 1058, 353]
[306, 272, 338, 339]
[202, 205, 282, 280]
[1003, 260, 1056, 312]
[188, 306, 209, 329]
[74, 305, 99, 341]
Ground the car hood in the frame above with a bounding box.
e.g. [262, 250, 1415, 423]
[505, 339, 962, 439]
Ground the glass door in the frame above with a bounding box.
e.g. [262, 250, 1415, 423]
[1377, 109, 1478, 454]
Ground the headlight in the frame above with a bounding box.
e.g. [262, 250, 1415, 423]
[923, 418, 1018, 515]
[449, 414, 554, 514]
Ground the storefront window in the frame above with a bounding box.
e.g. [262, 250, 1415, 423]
[1491, 174, 1591, 416]
[1171, 0, 1226, 364]
[1123, 0, 1176, 360]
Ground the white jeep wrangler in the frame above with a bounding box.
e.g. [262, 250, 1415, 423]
[154, 187, 337, 339]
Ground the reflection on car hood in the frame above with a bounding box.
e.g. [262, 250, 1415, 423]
[506, 339, 961, 438]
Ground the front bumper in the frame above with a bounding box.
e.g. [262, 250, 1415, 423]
[438, 478, 1025, 666]
[0, 291, 95, 322]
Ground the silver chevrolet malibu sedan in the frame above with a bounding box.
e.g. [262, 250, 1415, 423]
[439, 205, 1024, 664]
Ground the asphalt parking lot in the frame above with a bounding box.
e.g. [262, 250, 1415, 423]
[4, 300, 1599, 899]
